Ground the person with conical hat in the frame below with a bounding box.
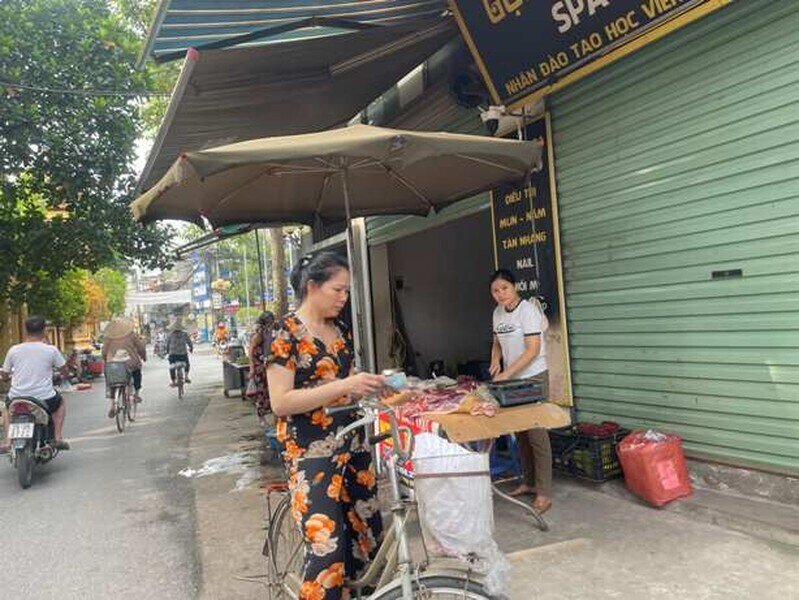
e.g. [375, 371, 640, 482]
[101, 318, 146, 418]
[166, 318, 194, 387]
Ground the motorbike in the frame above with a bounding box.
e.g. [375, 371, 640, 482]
[6, 396, 60, 488]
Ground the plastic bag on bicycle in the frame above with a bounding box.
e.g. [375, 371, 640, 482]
[412, 433, 510, 597]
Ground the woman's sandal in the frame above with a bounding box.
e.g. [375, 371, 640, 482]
[509, 484, 536, 497]
[533, 496, 553, 514]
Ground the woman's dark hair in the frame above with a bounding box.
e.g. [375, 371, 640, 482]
[291, 251, 350, 302]
[490, 268, 516, 286]
[25, 316, 47, 335]
[257, 311, 275, 326]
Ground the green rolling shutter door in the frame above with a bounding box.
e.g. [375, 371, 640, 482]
[549, 0, 799, 473]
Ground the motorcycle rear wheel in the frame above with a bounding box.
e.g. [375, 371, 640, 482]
[17, 443, 34, 489]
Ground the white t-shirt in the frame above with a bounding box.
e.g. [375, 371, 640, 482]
[493, 299, 547, 378]
[2, 342, 65, 400]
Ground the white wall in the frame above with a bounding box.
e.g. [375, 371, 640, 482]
[383, 210, 495, 377]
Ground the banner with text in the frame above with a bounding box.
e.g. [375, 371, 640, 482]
[491, 116, 572, 406]
[450, 0, 718, 106]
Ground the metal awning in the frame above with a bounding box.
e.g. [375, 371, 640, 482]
[139, 0, 447, 65]
[137, 18, 456, 192]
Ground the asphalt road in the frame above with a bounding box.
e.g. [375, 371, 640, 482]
[0, 346, 220, 599]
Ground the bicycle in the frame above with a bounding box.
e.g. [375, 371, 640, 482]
[262, 398, 496, 600]
[172, 361, 187, 400]
[105, 361, 135, 433]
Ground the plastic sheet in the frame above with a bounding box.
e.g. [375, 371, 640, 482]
[617, 430, 693, 507]
[412, 433, 510, 597]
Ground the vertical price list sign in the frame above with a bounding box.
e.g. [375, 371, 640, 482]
[491, 116, 572, 405]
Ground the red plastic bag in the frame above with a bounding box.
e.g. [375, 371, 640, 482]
[616, 430, 692, 507]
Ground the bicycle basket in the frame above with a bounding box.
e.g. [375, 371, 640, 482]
[104, 361, 130, 386]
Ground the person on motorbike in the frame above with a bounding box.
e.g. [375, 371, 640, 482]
[167, 321, 194, 386]
[101, 318, 147, 418]
[0, 316, 71, 453]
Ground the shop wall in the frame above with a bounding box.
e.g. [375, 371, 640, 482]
[550, 0, 799, 473]
[385, 210, 495, 377]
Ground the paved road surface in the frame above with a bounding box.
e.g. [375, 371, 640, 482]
[0, 347, 221, 599]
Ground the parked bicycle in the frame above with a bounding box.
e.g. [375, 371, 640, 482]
[262, 397, 495, 600]
[105, 361, 135, 433]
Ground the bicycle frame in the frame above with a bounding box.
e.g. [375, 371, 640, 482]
[265, 398, 487, 600]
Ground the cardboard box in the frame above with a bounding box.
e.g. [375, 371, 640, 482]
[426, 402, 571, 443]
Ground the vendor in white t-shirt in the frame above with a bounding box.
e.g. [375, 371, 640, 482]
[490, 269, 553, 514]
[0, 316, 71, 452]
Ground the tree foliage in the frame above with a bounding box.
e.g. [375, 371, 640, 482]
[0, 0, 174, 307]
[95, 268, 127, 317]
[28, 270, 89, 327]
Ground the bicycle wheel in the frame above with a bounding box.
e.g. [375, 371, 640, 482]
[115, 387, 126, 433]
[371, 574, 496, 600]
[127, 385, 137, 422]
[266, 493, 304, 597]
[177, 369, 185, 400]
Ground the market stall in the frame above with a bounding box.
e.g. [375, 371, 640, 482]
[221, 344, 249, 398]
[376, 374, 570, 531]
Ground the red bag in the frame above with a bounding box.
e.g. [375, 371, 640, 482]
[616, 431, 692, 507]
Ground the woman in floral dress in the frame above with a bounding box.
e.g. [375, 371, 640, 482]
[267, 252, 386, 600]
[249, 311, 275, 424]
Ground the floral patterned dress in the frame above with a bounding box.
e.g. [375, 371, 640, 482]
[269, 313, 383, 600]
[250, 323, 270, 417]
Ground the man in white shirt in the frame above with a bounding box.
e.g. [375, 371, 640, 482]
[0, 316, 70, 452]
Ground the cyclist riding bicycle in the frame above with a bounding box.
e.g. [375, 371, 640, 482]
[0, 316, 71, 453]
[167, 321, 194, 387]
[101, 318, 146, 418]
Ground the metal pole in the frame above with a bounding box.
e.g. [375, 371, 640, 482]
[254, 228, 267, 311]
[341, 168, 365, 370]
[243, 238, 252, 322]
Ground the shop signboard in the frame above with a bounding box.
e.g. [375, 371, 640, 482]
[449, 0, 725, 107]
[490, 115, 573, 405]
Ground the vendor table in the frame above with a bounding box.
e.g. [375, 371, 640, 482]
[222, 361, 250, 398]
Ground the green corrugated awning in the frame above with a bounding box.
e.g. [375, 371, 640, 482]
[139, 0, 448, 65]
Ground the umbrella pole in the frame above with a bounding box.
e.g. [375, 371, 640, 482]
[342, 168, 364, 369]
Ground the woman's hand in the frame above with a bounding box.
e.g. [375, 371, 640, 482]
[489, 361, 502, 378]
[345, 372, 386, 398]
[493, 371, 509, 382]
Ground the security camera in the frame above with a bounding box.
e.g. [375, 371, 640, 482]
[480, 105, 507, 136]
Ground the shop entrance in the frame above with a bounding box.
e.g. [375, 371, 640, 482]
[370, 210, 495, 379]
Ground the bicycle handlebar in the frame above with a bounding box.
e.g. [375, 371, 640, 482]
[325, 397, 414, 464]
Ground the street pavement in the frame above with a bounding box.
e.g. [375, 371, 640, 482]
[0, 347, 220, 599]
[2, 346, 798, 600]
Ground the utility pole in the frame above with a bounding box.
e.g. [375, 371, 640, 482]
[254, 229, 267, 311]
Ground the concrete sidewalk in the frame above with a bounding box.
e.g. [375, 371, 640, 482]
[184, 387, 799, 599]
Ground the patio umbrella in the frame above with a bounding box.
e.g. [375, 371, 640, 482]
[131, 124, 543, 228]
[131, 124, 543, 365]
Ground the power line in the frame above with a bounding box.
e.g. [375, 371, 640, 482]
[1, 80, 171, 98]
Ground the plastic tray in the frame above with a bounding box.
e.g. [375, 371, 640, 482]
[485, 378, 546, 407]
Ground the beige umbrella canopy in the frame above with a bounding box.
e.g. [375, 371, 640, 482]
[131, 124, 543, 228]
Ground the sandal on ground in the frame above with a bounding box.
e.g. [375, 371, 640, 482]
[108, 407, 117, 418]
[509, 484, 536, 497]
[533, 496, 553, 514]
[185, 377, 191, 384]
[53, 440, 71, 451]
